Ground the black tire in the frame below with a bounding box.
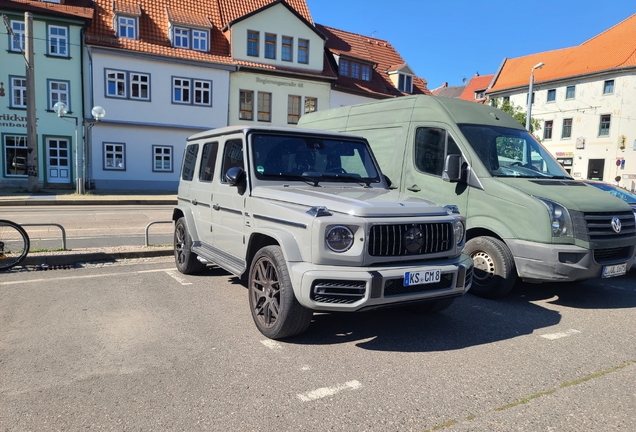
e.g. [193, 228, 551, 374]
[464, 236, 517, 298]
[0, 220, 30, 271]
[409, 297, 455, 314]
[174, 217, 206, 274]
[248, 246, 313, 339]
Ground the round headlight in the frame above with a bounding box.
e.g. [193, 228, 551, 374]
[454, 220, 465, 245]
[325, 225, 354, 253]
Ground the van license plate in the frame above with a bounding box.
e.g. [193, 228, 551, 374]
[404, 269, 441, 286]
[602, 263, 626, 278]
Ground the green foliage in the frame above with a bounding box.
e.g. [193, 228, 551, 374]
[490, 98, 541, 140]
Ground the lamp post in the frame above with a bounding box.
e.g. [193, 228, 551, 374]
[53, 102, 105, 194]
[525, 62, 544, 131]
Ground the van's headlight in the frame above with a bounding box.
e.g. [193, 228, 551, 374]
[325, 225, 354, 252]
[454, 219, 465, 245]
[536, 197, 573, 238]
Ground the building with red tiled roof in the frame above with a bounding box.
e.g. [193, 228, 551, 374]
[459, 74, 494, 104]
[315, 24, 431, 107]
[487, 13, 636, 186]
[0, 0, 93, 190]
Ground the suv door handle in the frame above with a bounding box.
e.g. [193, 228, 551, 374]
[407, 185, 421, 192]
[213, 204, 220, 211]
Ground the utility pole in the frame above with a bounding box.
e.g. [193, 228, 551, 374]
[25, 12, 38, 192]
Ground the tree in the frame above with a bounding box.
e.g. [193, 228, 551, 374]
[490, 98, 541, 140]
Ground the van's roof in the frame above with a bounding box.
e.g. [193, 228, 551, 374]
[187, 125, 368, 142]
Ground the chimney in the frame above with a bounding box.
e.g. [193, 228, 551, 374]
[442, 82, 448, 88]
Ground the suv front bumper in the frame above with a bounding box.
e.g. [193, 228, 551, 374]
[289, 254, 473, 311]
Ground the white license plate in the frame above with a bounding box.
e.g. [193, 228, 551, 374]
[602, 263, 627, 278]
[404, 269, 441, 286]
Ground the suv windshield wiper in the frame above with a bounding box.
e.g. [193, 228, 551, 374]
[321, 173, 372, 187]
[260, 172, 321, 186]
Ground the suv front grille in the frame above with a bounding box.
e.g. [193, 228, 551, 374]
[573, 211, 636, 241]
[384, 273, 454, 296]
[368, 223, 453, 257]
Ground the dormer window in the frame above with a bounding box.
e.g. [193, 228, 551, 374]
[167, 8, 212, 52]
[474, 90, 485, 100]
[114, 2, 141, 39]
[340, 58, 372, 82]
[398, 74, 412, 93]
[118, 16, 137, 39]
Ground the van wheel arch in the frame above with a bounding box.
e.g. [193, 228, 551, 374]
[464, 230, 517, 299]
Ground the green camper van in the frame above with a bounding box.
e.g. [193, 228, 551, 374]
[298, 95, 636, 298]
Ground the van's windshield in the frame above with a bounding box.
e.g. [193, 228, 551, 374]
[458, 124, 570, 179]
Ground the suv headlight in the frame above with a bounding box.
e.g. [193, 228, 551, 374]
[454, 219, 465, 245]
[536, 197, 573, 238]
[325, 225, 354, 252]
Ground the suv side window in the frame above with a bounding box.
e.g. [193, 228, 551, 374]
[199, 142, 219, 182]
[220, 139, 244, 182]
[414, 127, 460, 176]
[181, 143, 199, 181]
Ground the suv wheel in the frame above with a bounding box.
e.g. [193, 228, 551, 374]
[464, 236, 516, 298]
[174, 217, 207, 274]
[248, 246, 313, 339]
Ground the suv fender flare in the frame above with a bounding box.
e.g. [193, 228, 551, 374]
[248, 228, 304, 262]
[172, 205, 200, 242]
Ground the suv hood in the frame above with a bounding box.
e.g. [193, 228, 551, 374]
[496, 178, 634, 212]
[252, 186, 450, 217]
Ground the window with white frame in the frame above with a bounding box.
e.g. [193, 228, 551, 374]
[172, 78, 191, 104]
[48, 80, 69, 110]
[9, 20, 25, 52]
[247, 30, 259, 56]
[4, 135, 28, 177]
[174, 27, 190, 48]
[106, 70, 127, 98]
[192, 29, 208, 51]
[153, 145, 173, 172]
[10, 77, 27, 108]
[282, 36, 293, 62]
[104, 143, 125, 170]
[265, 33, 276, 59]
[117, 16, 137, 39]
[398, 74, 413, 93]
[603, 80, 614, 94]
[193, 80, 212, 106]
[298, 39, 309, 64]
[48, 25, 68, 56]
[130, 73, 150, 100]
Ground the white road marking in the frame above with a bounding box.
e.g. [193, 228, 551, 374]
[297, 380, 362, 402]
[164, 270, 192, 285]
[260, 340, 283, 350]
[540, 329, 581, 340]
[0, 268, 176, 286]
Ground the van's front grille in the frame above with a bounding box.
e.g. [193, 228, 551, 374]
[572, 211, 636, 242]
[593, 247, 632, 263]
[368, 223, 453, 257]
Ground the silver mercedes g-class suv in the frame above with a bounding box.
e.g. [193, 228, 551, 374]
[173, 126, 473, 339]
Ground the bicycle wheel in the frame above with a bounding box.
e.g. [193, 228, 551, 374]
[0, 220, 30, 271]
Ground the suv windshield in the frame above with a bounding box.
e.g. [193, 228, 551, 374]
[458, 124, 570, 179]
[250, 133, 381, 184]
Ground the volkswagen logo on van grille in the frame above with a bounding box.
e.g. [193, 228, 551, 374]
[611, 216, 622, 233]
[404, 226, 424, 253]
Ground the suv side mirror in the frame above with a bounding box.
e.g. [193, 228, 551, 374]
[226, 167, 245, 186]
[442, 154, 462, 183]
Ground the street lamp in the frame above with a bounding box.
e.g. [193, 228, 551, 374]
[525, 62, 544, 131]
[53, 101, 105, 194]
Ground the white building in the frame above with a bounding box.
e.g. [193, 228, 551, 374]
[488, 13, 636, 190]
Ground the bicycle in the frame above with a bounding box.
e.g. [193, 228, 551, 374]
[0, 220, 30, 271]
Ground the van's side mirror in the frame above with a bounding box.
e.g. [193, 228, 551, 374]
[226, 167, 246, 186]
[442, 154, 462, 183]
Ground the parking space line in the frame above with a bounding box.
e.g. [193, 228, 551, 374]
[0, 268, 175, 286]
[297, 380, 362, 402]
[164, 270, 192, 285]
[540, 329, 581, 340]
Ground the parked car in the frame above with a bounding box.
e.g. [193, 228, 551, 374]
[581, 179, 636, 217]
[12, 156, 26, 171]
[173, 125, 473, 339]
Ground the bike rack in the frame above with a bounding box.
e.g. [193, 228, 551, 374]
[20, 223, 67, 250]
[145, 220, 173, 246]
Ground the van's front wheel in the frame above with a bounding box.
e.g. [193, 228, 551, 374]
[464, 236, 516, 298]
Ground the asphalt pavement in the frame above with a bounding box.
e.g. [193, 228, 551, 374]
[1, 188, 177, 268]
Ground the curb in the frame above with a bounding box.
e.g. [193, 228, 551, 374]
[22, 248, 173, 267]
[0, 199, 177, 207]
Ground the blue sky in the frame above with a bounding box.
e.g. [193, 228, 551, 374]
[306, 0, 636, 90]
